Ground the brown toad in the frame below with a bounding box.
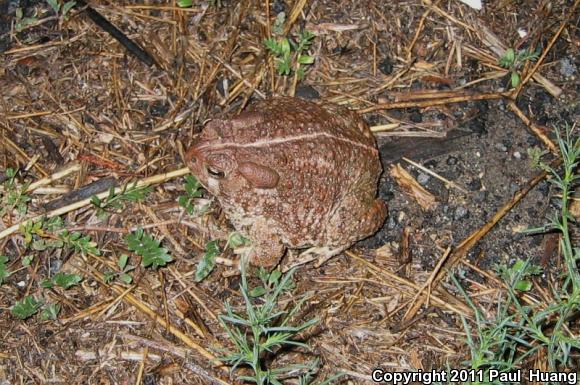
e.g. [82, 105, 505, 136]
[184, 97, 387, 267]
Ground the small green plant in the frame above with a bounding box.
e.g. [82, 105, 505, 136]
[0, 255, 10, 285]
[40, 303, 61, 320]
[178, 175, 203, 215]
[264, 13, 315, 78]
[527, 146, 549, 169]
[195, 232, 250, 282]
[14, 8, 38, 31]
[20, 216, 63, 246]
[498, 48, 540, 88]
[103, 254, 135, 284]
[1, 168, 31, 217]
[41, 272, 83, 289]
[91, 182, 152, 219]
[46, 0, 76, 19]
[498, 259, 542, 292]
[125, 228, 173, 269]
[219, 267, 326, 384]
[60, 230, 100, 255]
[176, 0, 193, 7]
[22, 255, 34, 267]
[11, 296, 43, 320]
[20, 217, 100, 256]
[195, 240, 220, 282]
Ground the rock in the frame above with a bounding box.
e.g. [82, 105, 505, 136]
[272, 0, 286, 14]
[378, 56, 394, 75]
[417, 173, 430, 185]
[454, 206, 469, 220]
[295, 85, 320, 100]
[468, 178, 482, 191]
[495, 143, 508, 152]
[559, 57, 577, 78]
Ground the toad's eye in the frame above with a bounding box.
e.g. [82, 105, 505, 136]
[207, 166, 225, 179]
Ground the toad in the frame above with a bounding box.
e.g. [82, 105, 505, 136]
[185, 97, 387, 267]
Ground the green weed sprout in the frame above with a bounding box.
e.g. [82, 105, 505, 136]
[1, 168, 31, 217]
[498, 48, 540, 88]
[264, 12, 315, 78]
[219, 267, 341, 384]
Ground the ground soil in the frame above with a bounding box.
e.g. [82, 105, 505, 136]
[0, 0, 578, 384]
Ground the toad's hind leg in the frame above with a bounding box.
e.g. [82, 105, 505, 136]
[246, 217, 286, 268]
[326, 195, 388, 250]
[281, 197, 387, 270]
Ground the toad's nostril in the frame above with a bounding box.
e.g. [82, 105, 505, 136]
[184, 149, 197, 164]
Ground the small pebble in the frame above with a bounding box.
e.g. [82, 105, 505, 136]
[510, 182, 520, 194]
[474, 191, 487, 203]
[559, 57, 577, 78]
[495, 143, 508, 152]
[409, 109, 422, 123]
[50, 259, 62, 274]
[446, 156, 458, 166]
[417, 173, 430, 185]
[454, 206, 469, 220]
[397, 211, 406, 223]
[468, 178, 482, 191]
[272, 0, 286, 14]
[513, 151, 522, 160]
[378, 56, 394, 75]
[425, 160, 438, 168]
[295, 85, 320, 100]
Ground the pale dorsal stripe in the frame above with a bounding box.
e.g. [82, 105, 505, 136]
[199, 132, 378, 153]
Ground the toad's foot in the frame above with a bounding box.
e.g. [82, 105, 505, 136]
[281, 246, 347, 272]
[247, 217, 286, 268]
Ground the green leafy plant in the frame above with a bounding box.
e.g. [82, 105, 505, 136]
[19, 216, 99, 256]
[226, 232, 250, 249]
[176, 0, 193, 7]
[103, 254, 135, 284]
[451, 124, 579, 383]
[195, 232, 250, 282]
[178, 175, 203, 215]
[0, 255, 10, 285]
[11, 296, 43, 320]
[498, 259, 542, 292]
[125, 228, 173, 269]
[14, 8, 38, 31]
[498, 48, 540, 88]
[46, 0, 76, 19]
[264, 13, 316, 79]
[1, 168, 31, 217]
[219, 267, 331, 385]
[195, 240, 220, 282]
[20, 216, 63, 246]
[59, 230, 100, 256]
[91, 182, 152, 219]
[22, 255, 34, 267]
[41, 272, 83, 289]
[40, 303, 61, 320]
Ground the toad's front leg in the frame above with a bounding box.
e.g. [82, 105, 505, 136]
[245, 216, 286, 268]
